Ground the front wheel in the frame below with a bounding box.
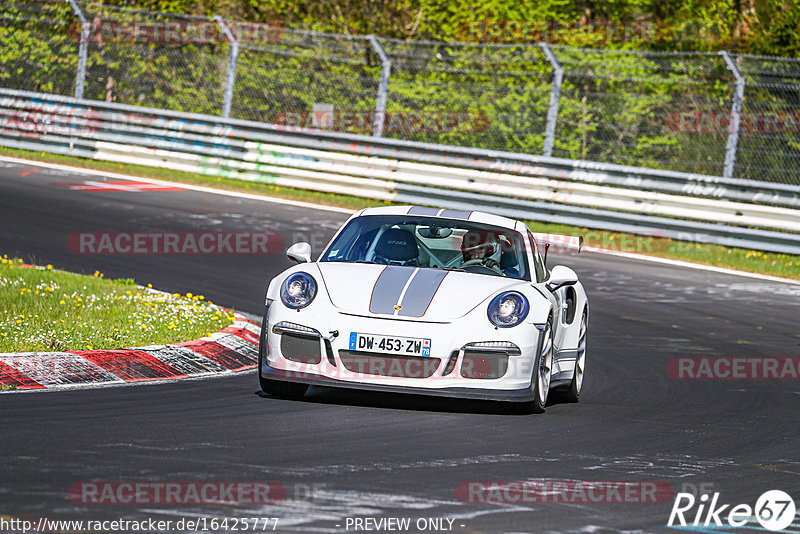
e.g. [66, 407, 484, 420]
[529, 319, 554, 414]
[258, 313, 309, 399]
[564, 309, 587, 403]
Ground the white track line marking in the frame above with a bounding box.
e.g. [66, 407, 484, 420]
[2, 154, 797, 285]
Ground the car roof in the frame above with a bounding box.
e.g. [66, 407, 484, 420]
[357, 205, 521, 231]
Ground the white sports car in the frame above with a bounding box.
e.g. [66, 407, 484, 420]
[259, 206, 588, 413]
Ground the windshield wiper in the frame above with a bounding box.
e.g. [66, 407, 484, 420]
[325, 259, 377, 264]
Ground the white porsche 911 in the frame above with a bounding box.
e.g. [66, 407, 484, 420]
[259, 206, 588, 413]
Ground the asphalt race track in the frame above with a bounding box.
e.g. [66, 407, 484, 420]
[1, 159, 799, 534]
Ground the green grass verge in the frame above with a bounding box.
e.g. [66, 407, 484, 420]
[2, 146, 799, 280]
[0, 256, 235, 352]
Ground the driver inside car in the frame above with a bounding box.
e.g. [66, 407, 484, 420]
[460, 230, 503, 274]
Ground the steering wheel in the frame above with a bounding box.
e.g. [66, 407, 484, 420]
[461, 257, 501, 270]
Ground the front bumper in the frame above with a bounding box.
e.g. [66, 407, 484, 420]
[261, 363, 537, 402]
[261, 304, 544, 403]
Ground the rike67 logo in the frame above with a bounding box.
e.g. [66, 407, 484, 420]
[668, 490, 796, 531]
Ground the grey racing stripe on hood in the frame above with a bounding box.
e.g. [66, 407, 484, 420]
[438, 209, 472, 220]
[397, 269, 449, 317]
[369, 266, 416, 315]
[407, 206, 440, 216]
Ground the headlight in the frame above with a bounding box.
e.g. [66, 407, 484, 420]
[487, 291, 529, 328]
[280, 272, 317, 309]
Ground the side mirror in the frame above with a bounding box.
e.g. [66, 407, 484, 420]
[546, 265, 578, 292]
[286, 242, 312, 264]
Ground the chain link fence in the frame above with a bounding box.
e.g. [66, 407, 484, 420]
[233, 30, 380, 128]
[551, 48, 734, 177]
[378, 39, 552, 149]
[79, 2, 230, 115]
[1, 0, 799, 185]
[734, 55, 800, 183]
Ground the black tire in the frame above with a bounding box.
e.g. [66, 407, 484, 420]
[528, 317, 554, 414]
[563, 309, 587, 403]
[258, 313, 309, 399]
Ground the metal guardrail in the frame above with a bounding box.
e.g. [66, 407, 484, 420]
[1, 87, 799, 255]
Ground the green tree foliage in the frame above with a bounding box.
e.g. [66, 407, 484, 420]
[95, 0, 799, 54]
[0, 1, 80, 96]
[1, 0, 798, 183]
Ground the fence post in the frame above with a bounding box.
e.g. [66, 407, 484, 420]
[539, 42, 563, 158]
[719, 50, 745, 179]
[66, 0, 88, 99]
[367, 35, 391, 137]
[215, 16, 239, 119]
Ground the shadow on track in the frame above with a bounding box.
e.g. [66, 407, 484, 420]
[254, 385, 575, 415]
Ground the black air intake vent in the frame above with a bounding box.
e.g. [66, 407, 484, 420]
[280, 334, 322, 364]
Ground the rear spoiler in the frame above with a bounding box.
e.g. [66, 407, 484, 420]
[532, 233, 583, 255]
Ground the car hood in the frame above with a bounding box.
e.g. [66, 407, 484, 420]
[317, 263, 525, 322]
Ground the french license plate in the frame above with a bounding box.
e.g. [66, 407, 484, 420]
[349, 332, 431, 357]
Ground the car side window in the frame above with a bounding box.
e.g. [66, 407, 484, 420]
[527, 230, 547, 282]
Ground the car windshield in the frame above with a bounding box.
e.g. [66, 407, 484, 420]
[320, 215, 530, 280]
